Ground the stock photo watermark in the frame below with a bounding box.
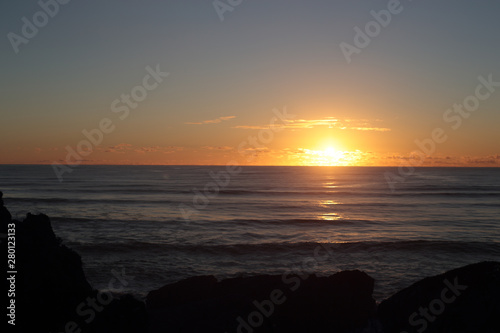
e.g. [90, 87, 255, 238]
[213, 0, 244, 22]
[6, 222, 17, 326]
[385, 73, 500, 191]
[7, 0, 72, 54]
[231, 240, 346, 333]
[51, 64, 169, 182]
[59, 267, 134, 333]
[340, 0, 413, 64]
[400, 277, 467, 333]
[178, 107, 295, 223]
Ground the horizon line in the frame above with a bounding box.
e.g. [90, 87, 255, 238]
[0, 163, 499, 168]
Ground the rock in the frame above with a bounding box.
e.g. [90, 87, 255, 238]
[0, 191, 12, 229]
[1, 192, 146, 333]
[378, 261, 500, 333]
[147, 275, 218, 309]
[147, 270, 377, 333]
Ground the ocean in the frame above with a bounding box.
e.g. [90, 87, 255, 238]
[1, 165, 499, 301]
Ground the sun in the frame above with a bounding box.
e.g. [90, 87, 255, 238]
[315, 147, 345, 166]
[324, 147, 341, 158]
[289, 146, 363, 166]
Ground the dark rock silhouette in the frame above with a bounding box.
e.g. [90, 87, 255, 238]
[1, 191, 146, 333]
[147, 271, 377, 332]
[0, 191, 12, 230]
[378, 261, 500, 333]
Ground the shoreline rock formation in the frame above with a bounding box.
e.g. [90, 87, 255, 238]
[1, 191, 499, 332]
[378, 261, 500, 333]
[1, 192, 147, 333]
[147, 272, 378, 332]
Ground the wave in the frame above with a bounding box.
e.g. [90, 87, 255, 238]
[67, 240, 500, 256]
[48, 217, 376, 226]
[210, 218, 377, 226]
[6, 190, 500, 205]
[410, 187, 500, 192]
[5, 197, 178, 205]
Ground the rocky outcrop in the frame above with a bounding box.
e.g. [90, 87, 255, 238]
[0, 191, 12, 230]
[147, 271, 377, 332]
[378, 261, 500, 333]
[1, 191, 146, 333]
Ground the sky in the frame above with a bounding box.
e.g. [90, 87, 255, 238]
[1, 0, 499, 167]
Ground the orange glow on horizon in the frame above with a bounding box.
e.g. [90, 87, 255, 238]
[288, 147, 364, 166]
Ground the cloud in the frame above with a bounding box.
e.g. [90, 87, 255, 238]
[163, 146, 184, 154]
[102, 144, 183, 154]
[348, 127, 391, 132]
[202, 146, 233, 151]
[460, 155, 500, 165]
[233, 125, 271, 130]
[105, 143, 133, 153]
[280, 117, 341, 129]
[185, 116, 236, 125]
[234, 117, 390, 131]
[218, 116, 236, 121]
[134, 146, 161, 154]
[370, 153, 500, 166]
[240, 147, 270, 157]
[134, 146, 184, 154]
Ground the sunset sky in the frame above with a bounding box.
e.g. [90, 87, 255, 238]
[1, 0, 499, 166]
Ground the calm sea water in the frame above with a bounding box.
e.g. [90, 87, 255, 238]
[1, 165, 499, 300]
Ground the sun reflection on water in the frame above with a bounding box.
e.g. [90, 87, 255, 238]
[319, 199, 340, 207]
[319, 212, 342, 221]
[318, 200, 343, 221]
